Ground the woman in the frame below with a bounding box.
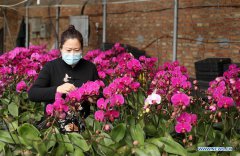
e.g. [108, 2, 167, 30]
[28, 25, 99, 132]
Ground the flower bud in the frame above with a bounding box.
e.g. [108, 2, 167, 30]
[183, 139, 187, 144]
[157, 105, 162, 110]
[210, 114, 213, 119]
[217, 111, 222, 117]
[104, 124, 110, 131]
[193, 80, 198, 85]
[194, 86, 198, 90]
[182, 105, 186, 110]
[133, 140, 139, 146]
[172, 112, 176, 117]
[189, 135, 193, 141]
[46, 122, 52, 127]
[146, 108, 150, 113]
[96, 130, 101, 134]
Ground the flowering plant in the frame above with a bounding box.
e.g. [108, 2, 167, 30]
[0, 43, 239, 155]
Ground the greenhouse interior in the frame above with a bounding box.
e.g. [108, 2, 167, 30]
[0, 0, 239, 155]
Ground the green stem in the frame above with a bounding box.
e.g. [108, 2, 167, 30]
[204, 112, 217, 146]
[3, 118, 25, 155]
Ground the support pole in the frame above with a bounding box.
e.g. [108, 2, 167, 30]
[172, 0, 178, 61]
[55, 6, 60, 49]
[102, 0, 107, 43]
[25, 2, 29, 48]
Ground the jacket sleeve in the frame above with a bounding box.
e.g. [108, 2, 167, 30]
[92, 65, 99, 81]
[28, 62, 57, 103]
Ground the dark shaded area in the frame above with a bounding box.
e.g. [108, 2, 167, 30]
[100, 42, 147, 59]
[16, 18, 26, 47]
[195, 58, 231, 81]
[0, 28, 3, 54]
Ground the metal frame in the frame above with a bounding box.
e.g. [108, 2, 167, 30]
[1, 0, 178, 60]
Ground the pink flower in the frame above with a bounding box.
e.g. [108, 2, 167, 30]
[110, 94, 124, 107]
[30, 53, 41, 60]
[94, 110, 105, 122]
[171, 93, 190, 107]
[16, 81, 27, 93]
[130, 82, 140, 91]
[27, 69, 37, 77]
[53, 100, 69, 112]
[67, 89, 82, 102]
[217, 96, 234, 108]
[55, 92, 63, 101]
[98, 71, 106, 79]
[105, 110, 120, 122]
[145, 92, 161, 105]
[46, 104, 54, 116]
[127, 59, 142, 71]
[209, 105, 217, 112]
[176, 112, 191, 123]
[97, 98, 108, 109]
[175, 122, 192, 133]
[190, 114, 198, 125]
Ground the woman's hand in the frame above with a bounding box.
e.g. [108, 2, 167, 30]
[57, 83, 76, 94]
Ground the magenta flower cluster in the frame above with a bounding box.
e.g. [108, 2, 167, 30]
[149, 61, 191, 102]
[84, 43, 157, 80]
[0, 45, 59, 96]
[207, 64, 240, 110]
[175, 112, 197, 133]
[46, 92, 69, 119]
[45, 80, 104, 119]
[66, 80, 104, 102]
[95, 76, 140, 122]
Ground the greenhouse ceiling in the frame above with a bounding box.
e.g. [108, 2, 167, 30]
[0, 0, 160, 8]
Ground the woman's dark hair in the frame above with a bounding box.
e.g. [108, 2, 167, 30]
[60, 25, 83, 49]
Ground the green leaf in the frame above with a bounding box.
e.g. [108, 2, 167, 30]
[116, 145, 131, 155]
[44, 129, 56, 151]
[144, 123, 157, 136]
[159, 137, 187, 156]
[85, 115, 94, 128]
[17, 123, 41, 145]
[93, 121, 101, 132]
[33, 141, 47, 156]
[0, 142, 5, 152]
[73, 148, 84, 156]
[0, 130, 15, 144]
[130, 124, 145, 145]
[146, 138, 164, 149]
[19, 112, 30, 123]
[197, 141, 213, 147]
[8, 120, 18, 131]
[55, 144, 66, 156]
[102, 133, 115, 146]
[68, 133, 89, 152]
[0, 98, 10, 105]
[140, 143, 161, 156]
[63, 135, 74, 152]
[8, 103, 18, 117]
[127, 116, 135, 126]
[134, 148, 148, 156]
[111, 123, 126, 142]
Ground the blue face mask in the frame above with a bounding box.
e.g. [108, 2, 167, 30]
[62, 52, 82, 65]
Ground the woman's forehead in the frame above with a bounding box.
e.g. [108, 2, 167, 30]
[63, 38, 81, 49]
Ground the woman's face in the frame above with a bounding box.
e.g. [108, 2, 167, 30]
[61, 38, 82, 54]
